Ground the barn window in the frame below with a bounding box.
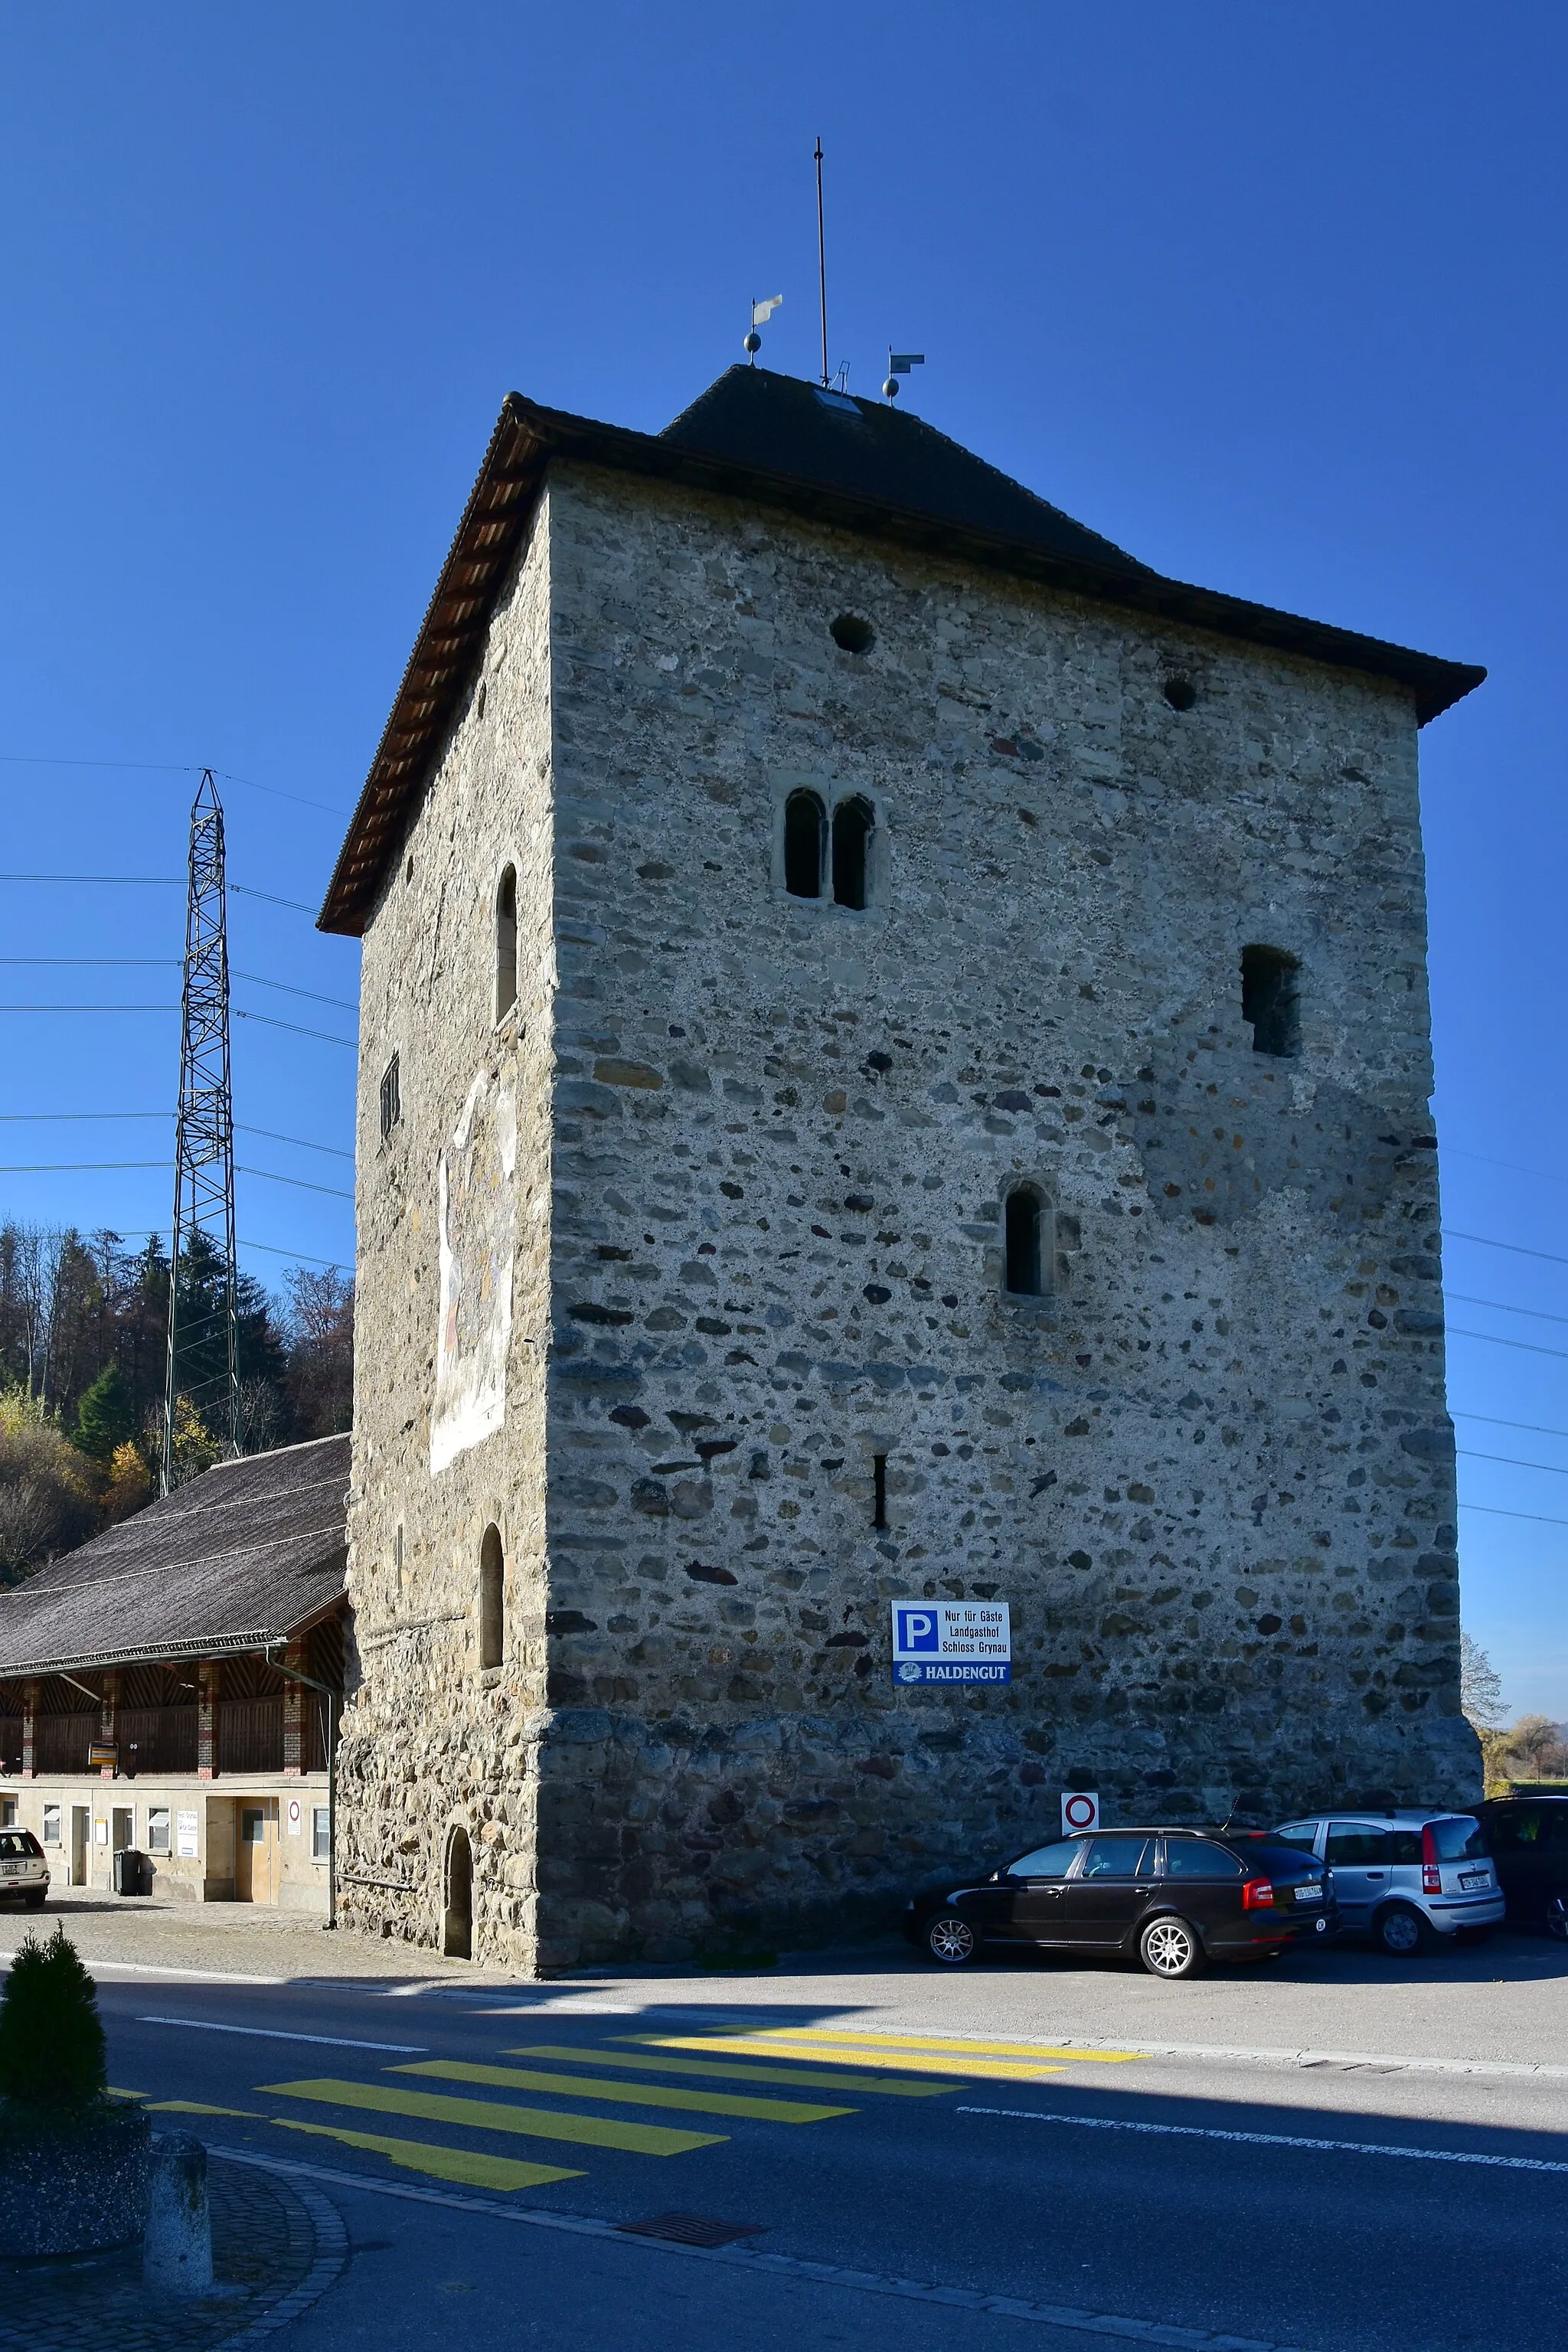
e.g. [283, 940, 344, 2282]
[495, 866, 518, 1021]
[379, 1054, 401, 1143]
[1241, 945, 1300, 1057]
[1004, 1186, 1047, 1297]
[784, 791, 826, 899]
[479, 1524, 505, 1670]
[831, 795, 874, 911]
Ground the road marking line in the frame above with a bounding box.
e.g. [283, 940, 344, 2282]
[107, 2085, 148, 2098]
[736, 2028, 1141, 2065]
[959, 2105, 1568, 2175]
[0, 1952, 283, 1984]
[507, 2044, 954, 2098]
[991, 2034, 1568, 2084]
[148, 2100, 263, 2118]
[627, 2034, 1067, 2084]
[269, 2117, 583, 2191]
[211, 2148, 1312, 2350]
[139, 2014, 426, 2053]
[259, 2076, 727, 2157]
[397, 2058, 853, 2125]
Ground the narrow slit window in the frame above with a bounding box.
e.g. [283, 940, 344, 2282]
[784, 790, 825, 899]
[1241, 945, 1301, 1057]
[872, 1453, 887, 1530]
[479, 1524, 504, 1670]
[495, 865, 518, 1020]
[379, 1054, 401, 1142]
[1004, 1187, 1046, 1297]
[831, 795, 874, 910]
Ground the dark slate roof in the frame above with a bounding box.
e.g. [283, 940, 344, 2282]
[318, 368, 1485, 936]
[0, 1434, 348, 1677]
[661, 368, 1152, 574]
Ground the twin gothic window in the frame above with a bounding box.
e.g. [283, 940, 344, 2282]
[784, 790, 874, 910]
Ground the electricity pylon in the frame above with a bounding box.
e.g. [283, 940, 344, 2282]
[162, 771, 241, 1488]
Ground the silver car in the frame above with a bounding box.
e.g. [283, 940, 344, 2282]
[0, 1827, 50, 1909]
[1273, 1809, 1502, 1955]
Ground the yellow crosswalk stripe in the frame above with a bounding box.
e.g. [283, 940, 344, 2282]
[510, 2043, 955, 2099]
[397, 2057, 851, 2125]
[270, 2116, 582, 2193]
[728, 2028, 1140, 2066]
[259, 2076, 726, 2158]
[625, 2034, 1067, 2084]
[147, 2100, 261, 2118]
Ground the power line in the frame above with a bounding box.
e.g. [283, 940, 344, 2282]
[239, 1125, 352, 1161]
[0, 958, 178, 966]
[238, 1165, 353, 1202]
[1453, 1410, 1568, 1442]
[234, 971, 357, 1012]
[0, 874, 318, 914]
[1447, 1147, 1568, 1194]
[0, 1109, 353, 1160]
[1449, 1292, 1568, 1328]
[1450, 1328, 1568, 1362]
[108, 1227, 352, 1272]
[1460, 1449, 1568, 1478]
[0, 753, 348, 818]
[233, 1008, 353, 1048]
[1444, 1229, 1568, 1269]
[1460, 1502, 1568, 1529]
[0, 1003, 177, 1012]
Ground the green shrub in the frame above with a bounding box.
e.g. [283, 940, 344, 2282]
[0, 1925, 107, 2111]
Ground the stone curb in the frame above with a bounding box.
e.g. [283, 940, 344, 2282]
[210, 2147, 1304, 2350]
[207, 2163, 348, 2349]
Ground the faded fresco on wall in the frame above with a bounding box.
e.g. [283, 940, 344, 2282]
[431, 1069, 517, 1475]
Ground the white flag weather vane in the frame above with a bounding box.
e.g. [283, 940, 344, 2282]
[883, 348, 926, 400]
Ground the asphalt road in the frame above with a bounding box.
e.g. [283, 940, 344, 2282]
[32, 1909, 1563, 2352]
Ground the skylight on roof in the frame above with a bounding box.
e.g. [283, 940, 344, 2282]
[813, 387, 861, 416]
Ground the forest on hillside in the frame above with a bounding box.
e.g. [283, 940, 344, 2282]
[0, 1220, 352, 1585]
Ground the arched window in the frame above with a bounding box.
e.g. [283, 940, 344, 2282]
[1004, 1186, 1047, 1297]
[443, 1824, 472, 1960]
[1241, 944, 1300, 1057]
[495, 866, 518, 1021]
[784, 791, 825, 900]
[831, 795, 874, 910]
[479, 1524, 504, 1669]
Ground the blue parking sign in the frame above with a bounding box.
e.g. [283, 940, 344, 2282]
[889, 1599, 1011, 1685]
[894, 1607, 941, 1652]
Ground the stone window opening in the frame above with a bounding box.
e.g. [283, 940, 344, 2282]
[872, 1453, 888, 1530]
[379, 1054, 401, 1144]
[830, 612, 875, 655]
[831, 795, 875, 912]
[1241, 944, 1301, 1057]
[479, 1524, 505, 1671]
[1004, 1184, 1049, 1298]
[495, 864, 518, 1021]
[784, 790, 826, 900]
[443, 1824, 473, 1960]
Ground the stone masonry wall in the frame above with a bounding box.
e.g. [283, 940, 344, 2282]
[335, 496, 556, 1959]
[533, 461, 1476, 1968]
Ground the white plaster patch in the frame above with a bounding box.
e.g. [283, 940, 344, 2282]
[431, 1068, 517, 1475]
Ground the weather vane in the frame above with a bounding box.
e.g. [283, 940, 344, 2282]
[743, 294, 782, 363]
[884, 348, 925, 401]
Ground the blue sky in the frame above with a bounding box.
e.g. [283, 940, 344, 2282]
[0, 6, 1563, 1711]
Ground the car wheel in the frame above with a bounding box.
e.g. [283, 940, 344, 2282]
[1375, 1903, 1431, 1958]
[925, 1912, 980, 1967]
[1546, 1891, 1568, 1943]
[1139, 1915, 1204, 1978]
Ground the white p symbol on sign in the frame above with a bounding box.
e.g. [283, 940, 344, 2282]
[898, 1609, 938, 1651]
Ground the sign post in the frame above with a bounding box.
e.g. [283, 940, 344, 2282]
[891, 1601, 1011, 1686]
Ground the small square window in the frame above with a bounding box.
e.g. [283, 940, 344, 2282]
[42, 1804, 60, 1845]
[380, 1054, 402, 1142]
[146, 1807, 171, 1855]
[312, 1808, 331, 1863]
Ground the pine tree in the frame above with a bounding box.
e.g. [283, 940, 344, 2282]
[0, 1924, 107, 2111]
[74, 1364, 135, 1462]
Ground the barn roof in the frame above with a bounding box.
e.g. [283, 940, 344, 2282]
[318, 365, 1485, 937]
[0, 1433, 348, 1677]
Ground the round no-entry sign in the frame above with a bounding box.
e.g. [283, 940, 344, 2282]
[286, 1797, 302, 1838]
[1060, 1790, 1099, 1834]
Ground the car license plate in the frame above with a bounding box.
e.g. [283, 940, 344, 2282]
[1460, 1872, 1488, 1890]
[1293, 1883, 1322, 1903]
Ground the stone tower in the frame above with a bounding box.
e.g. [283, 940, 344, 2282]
[319, 367, 1484, 1970]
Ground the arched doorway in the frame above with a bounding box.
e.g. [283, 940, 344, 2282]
[443, 1825, 472, 1960]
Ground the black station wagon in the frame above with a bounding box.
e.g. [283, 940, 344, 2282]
[903, 1827, 1338, 1978]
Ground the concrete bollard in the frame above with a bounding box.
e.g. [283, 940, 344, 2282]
[142, 2132, 213, 2297]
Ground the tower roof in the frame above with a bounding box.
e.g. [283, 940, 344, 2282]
[318, 369, 1485, 936]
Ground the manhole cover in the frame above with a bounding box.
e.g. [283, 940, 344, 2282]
[618, 2213, 766, 2249]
